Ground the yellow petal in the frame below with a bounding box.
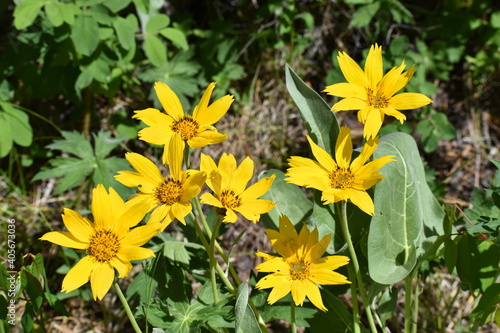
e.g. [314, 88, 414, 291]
[350, 137, 379, 172]
[383, 106, 407, 123]
[219, 153, 238, 190]
[362, 108, 384, 139]
[255, 258, 289, 273]
[334, 126, 353, 169]
[39, 231, 88, 249]
[110, 257, 132, 278]
[154, 82, 184, 120]
[91, 185, 111, 229]
[193, 82, 216, 120]
[389, 93, 432, 110]
[240, 175, 275, 201]
[115, 171, 157, 193]
[308, 234, 331, 259]
[223, 208, 238, 223]
[323, 83, 366, 99]
[181, 171, 206, 201]
[331, 97, 367, 112]
[137, 125, 173, 146]
[201, 94, 233, 124]
[200, 192, 224, 208]
[164, 134, 184, 178]
[148, 204, 171, 225]
[364, 44, 383, 88]
[120, 223, 159, 247]
[256, 273, 289, 289]
[234, 156, 254, 193]
[117, 246, 155, 262]
[348, 190, 375, 216]
[90, 262, 115, 300]
[116, 196, 153, 232]
[133, 108, 174, 127]
[310, 269, 350, 286]
[291, 280, 307, 306]
[302, 280, 327, 311]
[376, 62, 406, 98]
[386, 65, 416, 97]
[337, 51, 368, 88]
[124, 153, 163, 184]
[314, 255, 350, 270]
[188, 130, 227, 148]
[171, 201, 192, 225]
[61, 256, 93, 294]
[236, 200, 276, 222]
[306, 135, 337, 171]
[61, 208, 93, 242]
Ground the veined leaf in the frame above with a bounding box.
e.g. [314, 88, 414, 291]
[368, 132, 445, 284]
[71, 15, 100, 56]
[285, 64, 339, 154]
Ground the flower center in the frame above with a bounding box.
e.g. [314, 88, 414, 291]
[155, 177, 183, 205]
[367, 88, 388, 108]
[87, 229, 120, 263]
[219, 190, 241, 209]
[171, 116, 200, 141]
[330, 168, 354, 190]
[289, 259, 310, 281]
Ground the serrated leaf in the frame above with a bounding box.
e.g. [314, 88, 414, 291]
[46, 131, 94, 160]
[162, 241, 191, 265]
[45, 1, 64, 27]
[14, 0, 44, 30]
[144, 35, 167, 67]
[113, 16, 136, 50]
[260, 169, 312, 229]
[285, 64, 339, 154]
[159, 27, 188, 50]
[93, 129, 121, 159]
[71, 15, 100, 56]
[368, 132, 445, 284]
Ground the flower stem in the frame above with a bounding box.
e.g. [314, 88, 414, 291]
[339, 201, 377, 333]
[347, 264, 360, 333]
[209, 217, 223, 303]
[290, 300, 297, 333]
[113, 281, 142, 333]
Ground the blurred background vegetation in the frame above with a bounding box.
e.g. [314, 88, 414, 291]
[1, 0, 499, 331]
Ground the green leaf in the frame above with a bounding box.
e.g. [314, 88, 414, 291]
[235, 282, 260, 333]
[144, 35, 167, 67]
[378, 287, 398, 324]
[368, 132, 445, 284]
[416, 112, 455, 152]
[0, 112, 13, 157]
[285, 64, 339, 154]
[71, 15, 100, 56]
[146, 14, 170, 33]
[60, 3, 81, 25]
[160, 27, 188, 50]
[45, 1, 64, 27]
[1, 103, 33, 147]
[470, 283, 500, 323]
[14, 0, 44, 30]
[260, 169, 312, 229]
[113, 16, 136, 50]
[349, 2, 381, 28]
[103, 0, 132, 13]
[162, 241, 191, 265]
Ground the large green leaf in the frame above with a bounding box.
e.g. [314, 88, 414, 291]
[285, 65, 339, 155]
[13, 0, 44, 29]
[235, 282, 260, 333]
[368, 132, 444, 284]
[260, 169, 312, 229]
[144, 34, 167, 67]
[71, 15, 100, 56]
[113, 16, 136, 50]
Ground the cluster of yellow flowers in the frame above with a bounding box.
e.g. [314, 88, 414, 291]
[40, 44, 430, 313]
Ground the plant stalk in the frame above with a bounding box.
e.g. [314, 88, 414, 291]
[114, 281, 142, 333]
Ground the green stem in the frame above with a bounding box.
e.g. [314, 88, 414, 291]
[290, 300, 297, 333]
[339, 201, 377, 333]
[412, 277, 418, 333]
[114, 281, 142, 333]
[404, 275, 412, 333]
[210, 217, 223, 302]
[347, 264, 361, 333]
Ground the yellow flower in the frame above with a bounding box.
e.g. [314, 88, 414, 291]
[323, 44, 432, 139]
[134, 81, 234, 164]
[39, 185, 158, 300]
[285, 126, 394, 216]
[115, 138, 206, 229]
[200, 153, 276, 223]
[255, 215, 350, 311]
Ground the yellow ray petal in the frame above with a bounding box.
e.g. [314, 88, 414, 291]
[331, 97, 367, 112]
[364, 44, 383, 89]
[223, 208, 238, 223]
[137, 125, 173, 146]
[350, 137, 379, 172]
[314, 255, 350, 270]
[133, 108, 174, 127]
[39, 231, 88, 249]
[124, 153, 163, 184]
[154, 82, 184, 120]
[383, 106, 406, 123]
[90, 262, 115, 300]
[291, 280, 307, 306]
[266, 282, 292, 304]
[386, 65, 416, 97]
[334, 126, 353, 169]
[323, 83, 366, 99]
[200, 192, 224, 208]
[165, 134, 184, 179]
[200, 94, 234, 124]
[348, 190, 375, 216]
[256, 273, 289, 289]
[110, 257, 132, 278]
[389, 92, 432, 110]
[236, 200, 276, 222]
[302, 280, 327, 311]
[116, 196, 153, 232]
[114, 171, 158, 193]
[240, 175, 275, 201]
[306, 135, 337, 171]
[376, 62, 406, 98]
[120, 223, 159, 247]
[200, 153, 218, 191]
[148, 204, 171, 225]
[188, 131, 227, 148]
[362, 108, 384, 139]
[61, 256, 93, 294]
[337, 51, 369, 88]
[310, 269, 351, 286]
[118, 246, 155, 262]
[233, 156, 254, 193]
[91, 185, 113, 229]
[171, 201, 192, 225]
[61, 208, 93, 242]
[308, 234, 331, 259]
[193, 82, 216, 120]
[255, 258, 289, 273]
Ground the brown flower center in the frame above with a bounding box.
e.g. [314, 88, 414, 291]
[330, 169, 354, 190]
[155, 177, 183, 205]
[220, 190, 241, 209]
[87, 229, 120, 263]
[367, 88, 389, 108]
[171, 116, 200, 141]
[289, 259, 310, 281]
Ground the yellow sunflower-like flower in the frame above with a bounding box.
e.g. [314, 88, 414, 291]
[323, 44, 432, 139]
[134, 81, 234, 164]
[39, 184, 158, 300]
[115, 138, 206, 229]
[200, 153, 276, 223]
[285, 126, 394, 216]
[256, 215, 350, 311]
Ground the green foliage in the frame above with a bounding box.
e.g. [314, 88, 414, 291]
[0, 102, 33, 158]
[33, 130, 132, 197]
[368, 133, 445, 284]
